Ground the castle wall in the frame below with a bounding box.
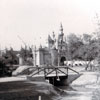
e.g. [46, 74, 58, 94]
[36, 49, 44, 66]
[36, 49, 52, 66]
[44, 53, 51, 65]
[50, 49, 58, 66]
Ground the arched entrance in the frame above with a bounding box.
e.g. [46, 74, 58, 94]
[60, 56, 66, 66]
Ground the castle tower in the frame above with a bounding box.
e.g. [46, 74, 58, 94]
[59, 23, 64, 42]
[57, 23, 67, 66]
[48, 31, 56, 50]
[48, 35, 53, 49]
[58, 23, 64, 50]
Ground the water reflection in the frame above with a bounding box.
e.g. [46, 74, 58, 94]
[56, 83, 100, 100]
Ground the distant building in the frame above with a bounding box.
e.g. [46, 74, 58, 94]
[33, 24, 68, 66]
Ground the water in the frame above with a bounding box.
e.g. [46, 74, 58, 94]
[27, 79, 100, 100]
[0, 72, 100, 100]
[54, 73, 100, 100]
[57, 85, 99, 100]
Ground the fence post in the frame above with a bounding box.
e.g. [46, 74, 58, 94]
[67, 67, 68, 75]
[44, 68, 46, 77]
[56, 68, 58, 77]
[38, 95, 41, 100]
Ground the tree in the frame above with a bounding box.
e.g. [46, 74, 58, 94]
[78, 40, 100, 70]
[67, 33, 83, 60]
[20, 46, 33, 65]
[82, 33, 92, 44]
[2, 47, 19, 65]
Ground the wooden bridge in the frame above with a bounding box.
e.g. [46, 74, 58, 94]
[27, 66, 80, 86]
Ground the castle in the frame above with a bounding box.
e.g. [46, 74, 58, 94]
[33, 24, 68, 66]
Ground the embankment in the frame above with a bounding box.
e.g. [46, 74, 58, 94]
[71, 71, 100, 86]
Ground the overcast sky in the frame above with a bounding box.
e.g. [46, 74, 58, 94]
[0, 0, 100, 50]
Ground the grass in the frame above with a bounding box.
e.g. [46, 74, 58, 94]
[0, 81, 59, 100]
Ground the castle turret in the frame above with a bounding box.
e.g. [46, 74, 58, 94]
[58, 23, 64, 50]
[48, 34, 55, 49]
[52, 31, 56, 41]
[59, 23, 64, 42]
[60, 23, 64, 35]
[57, 23, 67, 66]
[48, 35, 52, 49]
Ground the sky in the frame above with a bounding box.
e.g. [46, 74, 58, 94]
[0, 0, 100, 50]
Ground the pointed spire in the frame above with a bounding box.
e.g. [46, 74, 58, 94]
[52, 31, 55, 38]
[60, 23, 63, 34]
[48, 35, 52, 42]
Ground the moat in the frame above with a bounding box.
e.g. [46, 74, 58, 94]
[0, 71, 100, 100]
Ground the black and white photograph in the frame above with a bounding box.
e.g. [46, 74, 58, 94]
[0, 0, 100, 100]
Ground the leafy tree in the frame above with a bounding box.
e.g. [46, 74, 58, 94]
[2, 47, 19, 65]
[78, 36, 100, 70]
[82, 33, 92, 44]
[20, 46, 33, 65]
[67, 33, 83, 60]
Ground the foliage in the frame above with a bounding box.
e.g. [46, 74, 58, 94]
[0, 57, 12, 77]
[20, 46, 33, 65]
[2, 48, 19, 65]
[67, 33, 100, 62]
[67, 33, 83, 60]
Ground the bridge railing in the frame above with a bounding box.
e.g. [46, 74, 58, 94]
[28, 65, 80, 77]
